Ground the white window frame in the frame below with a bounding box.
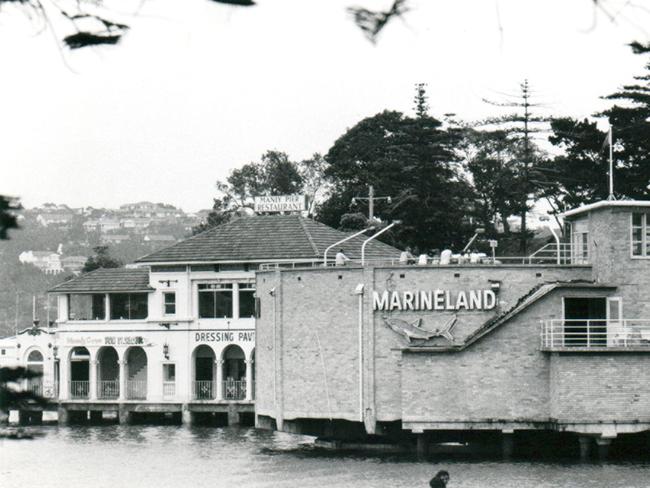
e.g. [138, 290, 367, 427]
[163, 292, 176, 316]
[631, 212, 650, 259]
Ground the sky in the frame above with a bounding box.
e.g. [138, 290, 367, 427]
[1, 0, 649, 212]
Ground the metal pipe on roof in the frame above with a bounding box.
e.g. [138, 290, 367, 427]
[361, 221, 400, 266]
[323, 227, 375, 266]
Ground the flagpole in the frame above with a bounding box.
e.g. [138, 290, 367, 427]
[608, 124, 615, 200]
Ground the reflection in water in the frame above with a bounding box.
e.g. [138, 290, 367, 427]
[2, 426, 650, 488]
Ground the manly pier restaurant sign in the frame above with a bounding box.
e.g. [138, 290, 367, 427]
[373, 289, 497, 311]
[254, 194, 306, 213]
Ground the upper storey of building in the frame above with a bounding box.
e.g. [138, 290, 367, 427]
[48, 215, 402, 330]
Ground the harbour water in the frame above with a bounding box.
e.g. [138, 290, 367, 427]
[2, 425, 650, 488]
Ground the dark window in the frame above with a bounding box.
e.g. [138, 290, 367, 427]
[198, 283, 233, 318]
[239, 283, 256, 318]
[110, 293, 148, 320]
[68, 294, 105, 321]
[564, 297, 607, 347]
[163, 292, 176, 315]
[163, 364, 176, 382]
[151, 265, 186, 273]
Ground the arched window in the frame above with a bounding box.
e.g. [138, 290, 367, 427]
[27, 350, 44, 362]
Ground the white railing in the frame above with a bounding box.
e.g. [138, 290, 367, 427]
[27, 381, 43, 397]
[70, 381, 90, 399]
[163, 381, 176, 399]
[223, 379, 246, 400]
[541, 319, 650, 349]
[193, 380, 215, 400]
[258, 243, 589, 270]
[126, 380, 147, 400]
[98, 380, 120, 399]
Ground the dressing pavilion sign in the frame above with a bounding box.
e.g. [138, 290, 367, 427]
[373, 289, 497, 312]
[254, 194, 306, 213]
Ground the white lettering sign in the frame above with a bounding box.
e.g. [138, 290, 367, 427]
[254, 195, 306, 213]
[373, 290, 497, 311]
[194, 331, 255, 342]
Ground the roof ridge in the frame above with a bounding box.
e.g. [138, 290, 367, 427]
[297, 216, 320, 256]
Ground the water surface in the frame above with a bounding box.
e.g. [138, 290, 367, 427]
[2, 426, 649, 488]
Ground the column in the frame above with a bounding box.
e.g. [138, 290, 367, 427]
[89, 360, 98, 400]
[245, 359, 253, 401]
[119, 360, 127, 401]
[596, 437, 613, 461]
[58, 354, 69, 401]
[501, 430, 515, 459]
[215, 359, 224, 401]
[578, 436, 591, 461]
[416, 433, 429, 458]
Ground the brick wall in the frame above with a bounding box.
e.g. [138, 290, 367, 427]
[256, 265, 590, 424]
[550, 353, 650, 422]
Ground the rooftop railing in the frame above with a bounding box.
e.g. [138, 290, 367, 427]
[259, 243, 589, 271]
[541, 319, 650, 350]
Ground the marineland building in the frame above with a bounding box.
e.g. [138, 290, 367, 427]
[254, 200, 650, 459]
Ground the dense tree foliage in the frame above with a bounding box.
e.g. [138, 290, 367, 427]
[317, 109, 476, 252]
[82, 246, 122, 273]
[0, 196, 21, 240]
[0, 366, 47, 413]
[196, 150, 328, 234]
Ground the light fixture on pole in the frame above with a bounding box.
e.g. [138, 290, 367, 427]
[539, 216, 561, 265]
[351, 185, 392, 222]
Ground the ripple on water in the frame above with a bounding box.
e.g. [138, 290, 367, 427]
[2, 426, 650, 488]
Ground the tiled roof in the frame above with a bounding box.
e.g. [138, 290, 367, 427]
[136, 215, 401, 263]
[49, 268, 153, 293]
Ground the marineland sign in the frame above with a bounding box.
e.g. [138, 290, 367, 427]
[373, 289, 497, 312]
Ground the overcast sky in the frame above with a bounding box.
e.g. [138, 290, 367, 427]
[1, 0, 649, 212]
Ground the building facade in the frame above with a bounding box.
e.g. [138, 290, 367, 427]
[6, 214, 398, 425]
[255, 201, 650, 458]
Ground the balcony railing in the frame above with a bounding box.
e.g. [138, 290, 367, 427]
[98, 380, 120, 399]
[126, 380, 147, 400]
[70, 381, 90, 399]
[223, 379, 246, 400]
[541, 319, 650, 349]
[193, 380, 215, 400]
[163, 381, 176, 399]
[259, 243, 589, 270]
[28, 381, 43, 397]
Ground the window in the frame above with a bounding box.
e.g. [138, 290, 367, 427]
[239, 283, 256, 318]
[1, 349, 5, 356]
[163, 364, 176, 382]
[69, 294, 105, 320]
[163, 292, 176, 316]
[632, 212, 650, 257]
[572, 232, 589, 264]
[109, 293, 148, 320]
[198, 283, 233, 318]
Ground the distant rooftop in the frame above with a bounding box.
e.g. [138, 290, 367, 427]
[49, 268, 152, 293]
[562, 199, 650, 219]
[136, 215, 401, 264]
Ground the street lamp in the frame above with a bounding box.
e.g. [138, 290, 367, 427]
[351, 186, 392, 221]
[540, 216, 561, 265]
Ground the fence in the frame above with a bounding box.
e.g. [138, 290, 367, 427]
[541, 319, 650, 349]
[98, 380, 120, 399]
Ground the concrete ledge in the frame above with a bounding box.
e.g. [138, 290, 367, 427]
[542, 347, 650, 353]
[188, 403, 254, 413]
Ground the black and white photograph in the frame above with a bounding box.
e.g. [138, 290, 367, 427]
[1, 1, 650, 487]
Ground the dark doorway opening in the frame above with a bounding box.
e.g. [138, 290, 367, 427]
[564, 297, 606, 347]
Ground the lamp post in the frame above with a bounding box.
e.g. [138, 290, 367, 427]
[540, 216, 561, 265]
[351, 185, 392, 222]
